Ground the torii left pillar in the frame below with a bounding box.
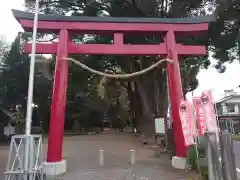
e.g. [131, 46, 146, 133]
[43, 29, 69, 175]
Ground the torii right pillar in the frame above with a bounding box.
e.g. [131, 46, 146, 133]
[165, 30, 189, 169]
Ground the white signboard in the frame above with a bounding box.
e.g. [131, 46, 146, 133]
[4, 124, 15, 137]
[155, 117, 165, 134]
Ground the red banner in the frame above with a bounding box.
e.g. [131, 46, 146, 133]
[200, 90, 218, 133]
[179, 100, 194, 146]
[192, 97, 206, 135]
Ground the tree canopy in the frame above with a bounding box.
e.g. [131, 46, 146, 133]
[1, 0, 238, 137]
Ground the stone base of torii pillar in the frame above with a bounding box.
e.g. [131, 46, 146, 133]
[42, 160, 67, 176]
[172, 156, 187, 169]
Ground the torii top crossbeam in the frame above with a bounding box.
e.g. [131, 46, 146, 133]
[12, 9, 214, 55]
[13, 9, 214, 28]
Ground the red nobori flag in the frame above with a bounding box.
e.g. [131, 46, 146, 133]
[192, 97, 206, 135]
[179, 100, 194, 146]
[201, 90, 218, 133]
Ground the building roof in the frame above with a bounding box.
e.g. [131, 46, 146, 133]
[216, 94, 240, 104]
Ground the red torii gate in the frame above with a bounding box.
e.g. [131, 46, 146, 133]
[12, 9, 214, 173]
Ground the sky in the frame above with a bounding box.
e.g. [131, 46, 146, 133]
[1, 0, 240, 101]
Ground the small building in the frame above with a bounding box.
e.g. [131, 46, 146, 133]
[215, 90, 240, 134]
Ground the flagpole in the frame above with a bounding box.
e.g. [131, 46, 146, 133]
[25, 0, 40, 136]
[24, 1, 40, 179]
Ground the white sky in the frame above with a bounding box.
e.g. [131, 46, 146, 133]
[1, 0, 240, 101]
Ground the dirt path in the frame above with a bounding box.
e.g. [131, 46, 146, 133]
[0, 131, 197, 180]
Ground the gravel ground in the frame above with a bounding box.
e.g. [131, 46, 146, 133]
[0, 131, 197, 180]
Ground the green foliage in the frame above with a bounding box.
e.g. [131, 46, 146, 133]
[187, 145, 199, 170]
[0, 35, 9, 61]
[24, 0, 240, 75]
[232, 135, 240, 141]
[22, 0, 240, 132]
[195, 165, 208, 180]
[210, 0, 240, 63]
[0, 34, 29, 111]
[0, 34, 53, 132]
[187, 136, 209, 180]
[197, 136, 208, 158]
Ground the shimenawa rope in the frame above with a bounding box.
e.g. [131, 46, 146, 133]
[62, 57, 173, 79]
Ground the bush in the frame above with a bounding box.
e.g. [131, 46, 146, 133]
[187, 145, 198, 170]
[232, 135, 240, 141]
[198, 165, 208, 180]
[187, 135, 209, 180]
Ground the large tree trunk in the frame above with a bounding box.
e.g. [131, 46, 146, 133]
[127, 82, 138, 131]
[127, 56, 169, 144]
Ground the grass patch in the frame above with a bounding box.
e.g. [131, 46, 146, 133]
[232, 135, 240, 141]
